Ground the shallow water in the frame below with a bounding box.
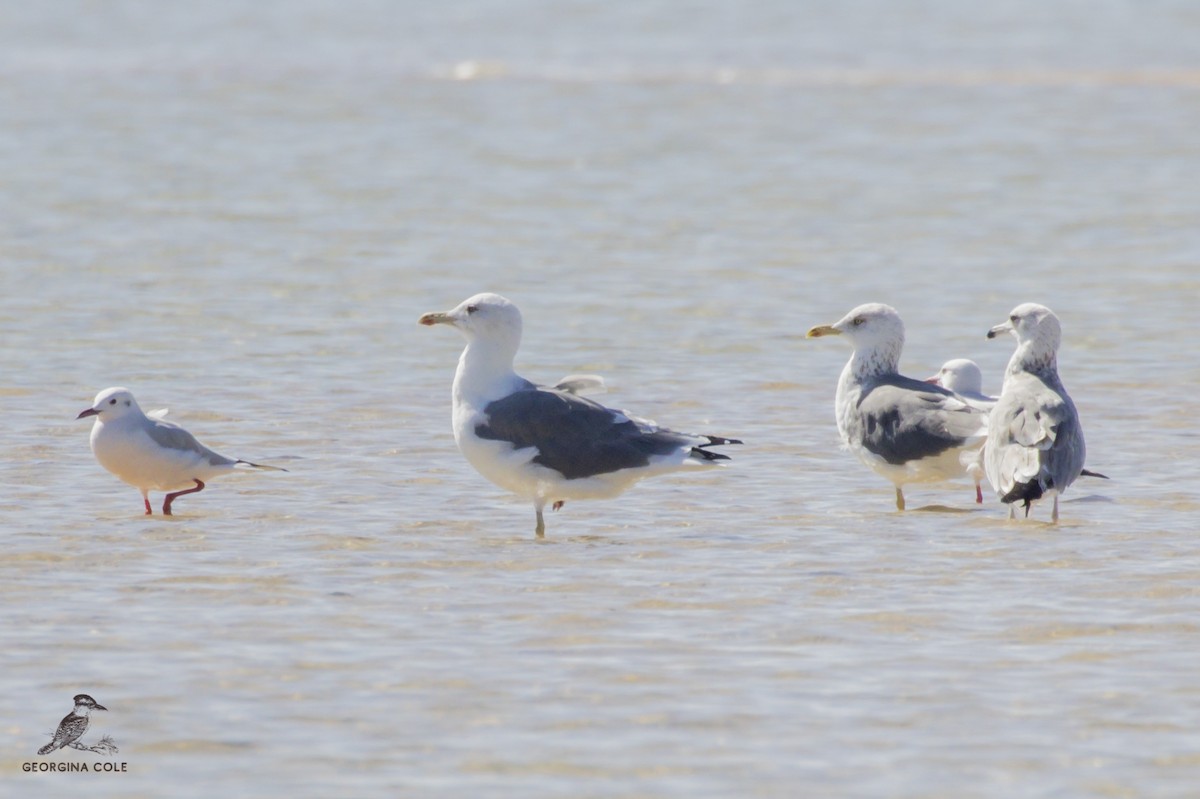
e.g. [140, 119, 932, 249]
[2, 1, 1200, 796]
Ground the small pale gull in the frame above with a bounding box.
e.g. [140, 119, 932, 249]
[926, 358, 996, 504]
[926, 359, 996, 409]
[419, 293, 741, 537]
[77, 387, 287, 515]
[807, 303, 988, 510]
[983, 303, 1087, 521]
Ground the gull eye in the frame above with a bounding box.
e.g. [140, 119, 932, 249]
[466, 305, 479, 315]
[1010, 314, 1019, 323]
[852, 317, 864, 327]
[109, 398, 117, 405]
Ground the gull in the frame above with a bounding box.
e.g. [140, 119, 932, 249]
[807, 303, 988, 510]
[983, 303, 1086, 521]
[552, 374, 606, 396]
[419, 292, 741, 537]
[928, 357, 1107, 506]
[77, 387, 286, 515]
[926, 359, 996, 409]
[926, 358, 996, 504]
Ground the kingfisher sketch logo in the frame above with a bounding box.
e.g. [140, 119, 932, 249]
[36, 694, 118, 756]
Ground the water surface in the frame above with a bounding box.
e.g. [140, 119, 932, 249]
[2, 1, 1199, 796]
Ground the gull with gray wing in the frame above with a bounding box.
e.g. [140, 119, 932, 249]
[926, 359, 996, 410]
[926, 358, 996, 503]
[983, 303, 1086, 521]
[77, 387, 286, 515]
[808, 303, 988, 510]
[419, 293, 741, 537]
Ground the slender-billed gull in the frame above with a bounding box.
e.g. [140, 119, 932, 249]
[983, 303, 1086, 521]
[419, 293, 741, 537]
[807, 303, 988, 510]
[77, 387, 287, 515]
[926, 358, 996, 504]
[926, 359, 996, 409]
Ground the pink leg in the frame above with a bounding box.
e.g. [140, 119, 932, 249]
[163, 479, 205, 515]
[975, 483, 983, 504]
[552, 501, 564, 512]
[142, 493, 153, 515]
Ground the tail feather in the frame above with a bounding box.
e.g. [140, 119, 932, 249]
[689, 435, 741, 463]
[698, 435, 743, 448]
[1001, 479, 1044, 514]
[234, 459, 289, 472]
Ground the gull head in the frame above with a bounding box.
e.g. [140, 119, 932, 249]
[807, 303, 905, 369]
[987, 303, 1061, 354]
[927, 358, 983, 394]
[77, 387, 143, 421]
[72, 694, 107, 714]
[419, 292, 523, 351]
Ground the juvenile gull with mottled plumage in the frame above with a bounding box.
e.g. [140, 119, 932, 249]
[807, 303, 988, 510]
[419, 293, 741, 537]
[983, 303, 1086, 521]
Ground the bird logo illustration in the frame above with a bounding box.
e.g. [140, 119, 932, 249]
[38, 694, 117, 755]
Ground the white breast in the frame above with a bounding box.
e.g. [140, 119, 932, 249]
[90, 419, 213, 491]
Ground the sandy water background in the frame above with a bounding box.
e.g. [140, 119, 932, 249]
[2, 1, 1199, 796]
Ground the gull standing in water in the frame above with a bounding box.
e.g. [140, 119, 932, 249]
[419, 293, 741, 537]
[926, 359, 996, 409]
[926, 358, 996, 504]
[983, 303, 1086, 521]
[928, 357, 1106, 506]
[77, 387, 286, 515]
[807, 303, 988, 510]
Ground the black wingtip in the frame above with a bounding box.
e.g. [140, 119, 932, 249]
[237, 459, 290, 473]
[1080, 468, 1109, 480]
[691, 447, 732, 462]
[1002, 479, 1045, 511]
[700, 436, 743, 448]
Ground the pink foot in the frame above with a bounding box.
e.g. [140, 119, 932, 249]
[163, 479, 205, 515]
[552, 501, 564, 512]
